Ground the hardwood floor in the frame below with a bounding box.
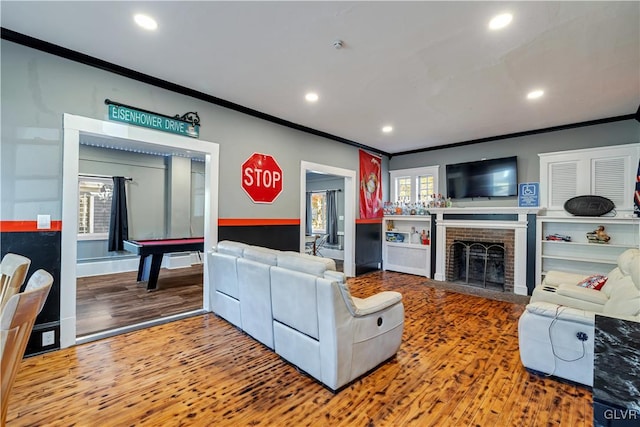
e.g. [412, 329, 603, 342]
[76, 265, 203, 336]
[8, 271, 592, 426]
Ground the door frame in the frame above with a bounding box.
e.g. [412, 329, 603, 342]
[300, 161, 355, 277]
[61, 114, 219, 348]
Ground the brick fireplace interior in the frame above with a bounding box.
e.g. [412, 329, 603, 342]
[445, 228, 515, 292]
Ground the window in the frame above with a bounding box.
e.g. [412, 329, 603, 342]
[396, 177, 412, 202]
[390, 166, 439, 204]
[418, 175, 435, 202]
[78, 176, 112, 240]
[311, 192, 326, 233]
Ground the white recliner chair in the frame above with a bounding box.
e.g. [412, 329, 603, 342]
[518, 248, 640, 386]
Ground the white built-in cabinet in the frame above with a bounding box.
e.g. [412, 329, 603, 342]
[539, 143, 639, 212]
[537, 143, 640, 282]
[382, 216, 431, 277]
[536, 216, 640, 280]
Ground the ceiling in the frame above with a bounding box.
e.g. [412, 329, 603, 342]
[2, 1, 639, 155]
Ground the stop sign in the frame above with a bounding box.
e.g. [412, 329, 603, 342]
[241, 152, 283, 203]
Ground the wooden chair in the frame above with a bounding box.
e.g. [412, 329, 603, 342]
[1, 269, 53, 426]
[0, 254, 31, 313]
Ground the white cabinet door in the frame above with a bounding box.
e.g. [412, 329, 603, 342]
[540, 143, 639, 212]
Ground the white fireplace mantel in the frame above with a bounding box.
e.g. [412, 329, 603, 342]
[432, 208, 539, 296]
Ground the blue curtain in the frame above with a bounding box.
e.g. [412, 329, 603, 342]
[108, 176, 129, 251]
[635, 160, 640, 217]
[326, 190, 338, 245]
[305, 192, 312, 235]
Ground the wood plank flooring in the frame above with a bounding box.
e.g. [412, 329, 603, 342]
[76, 265, 203, 336]
[8, 271, 592, 426]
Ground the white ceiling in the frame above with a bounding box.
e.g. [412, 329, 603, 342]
[2, 1, 639, 155]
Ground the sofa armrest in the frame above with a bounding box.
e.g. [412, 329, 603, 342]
[525, 301, 595, 325]
[556, 284, 609, 305]
[542, 270, 590, 287]
[351, 291, 402, 316]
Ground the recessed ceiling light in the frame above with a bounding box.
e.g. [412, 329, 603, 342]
[134, 14, 158, 31]
[305, 92, 319, 102]
[527, 89, 545, 100]
[489, 13, 513, 30]
[382, 125, 393, 133]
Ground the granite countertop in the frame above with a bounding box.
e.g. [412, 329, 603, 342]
[593, 315, 640, 411]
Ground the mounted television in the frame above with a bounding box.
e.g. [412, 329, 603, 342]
[446, 156, 518, 199]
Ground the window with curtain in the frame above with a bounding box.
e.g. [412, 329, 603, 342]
[390, 166, 440, 203]
[311, 192, 327, 233]
[78, 177, 113, 240]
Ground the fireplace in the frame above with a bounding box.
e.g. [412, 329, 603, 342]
[444, 228, 515, 292]
[431, 208, 538, 295]
[448, 240, 506, 290]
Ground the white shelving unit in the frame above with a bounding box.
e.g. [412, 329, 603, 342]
[382, 216, 431, 277]
[536, 216, 640, 281]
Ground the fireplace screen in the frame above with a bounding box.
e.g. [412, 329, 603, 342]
[448, 240, 505, 290]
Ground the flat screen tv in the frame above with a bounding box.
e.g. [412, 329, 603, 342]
[446, 156, 518, 199]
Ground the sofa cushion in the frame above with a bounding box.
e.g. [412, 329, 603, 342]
[525, 301, 595, 325]
[270, 267, 319, 339]
[556, 284, 609, 304]
[617, 249, 639, 275]
[601, 267, 627, 297]
[209, 252, 240, 299]
[603, 278, 640, 316]
[542, 270, 590, 287]
[351, 291, 403, 316]
[324, 270, 346, 283]
[629, 251, 640, 290]
[576, 275, 608, 290]
[277, 253, 330, 277]
[216, 241, 248, 257]
[283, 251, 336, 271]
[243, 246, 278, 266]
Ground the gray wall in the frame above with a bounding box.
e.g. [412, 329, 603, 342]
[390, 120, 640, 207]
[191, 161, 205, 238]
[1, 40, 384, 225]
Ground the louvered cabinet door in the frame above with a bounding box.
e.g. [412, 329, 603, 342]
[547, 160, 580, 209]
[539, 143, 640, 212]
[591, 156, 632, 210]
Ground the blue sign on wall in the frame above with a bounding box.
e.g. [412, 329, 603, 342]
[519, 182, 539, 207]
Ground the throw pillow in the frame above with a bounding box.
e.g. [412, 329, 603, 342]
[576, 275, 608, 290]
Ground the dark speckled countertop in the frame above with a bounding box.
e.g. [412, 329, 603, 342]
[593, 315, 640, 411]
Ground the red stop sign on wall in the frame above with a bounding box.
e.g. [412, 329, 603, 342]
[241, 153, 283, 203]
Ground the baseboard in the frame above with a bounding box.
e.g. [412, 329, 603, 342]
[77, 257, 140, 277]
[77, 252, 203, 277]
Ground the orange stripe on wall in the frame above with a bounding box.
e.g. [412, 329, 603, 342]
[0, 220, 63, 232]
[356, 218, 382, 224]
[218, 218, 300, 226]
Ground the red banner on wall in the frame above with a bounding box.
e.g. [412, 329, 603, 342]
[359, 150, 383, 219]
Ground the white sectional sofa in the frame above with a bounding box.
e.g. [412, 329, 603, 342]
[518, 248, 640, 386]
[207, 241, 405, 391]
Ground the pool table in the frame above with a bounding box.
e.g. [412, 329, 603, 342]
[123, 237, 204, 290]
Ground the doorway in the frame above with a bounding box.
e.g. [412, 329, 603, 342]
[61, 114, 219, 348]
[300, 161, 356, 277]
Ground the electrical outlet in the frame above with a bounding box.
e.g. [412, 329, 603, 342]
[42, 330, 55, 346]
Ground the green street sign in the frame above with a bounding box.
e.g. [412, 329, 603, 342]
[108, 104, 199, 138]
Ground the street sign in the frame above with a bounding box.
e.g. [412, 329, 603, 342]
[107, 104, 199, 138]
[241, 153, 283, 203]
